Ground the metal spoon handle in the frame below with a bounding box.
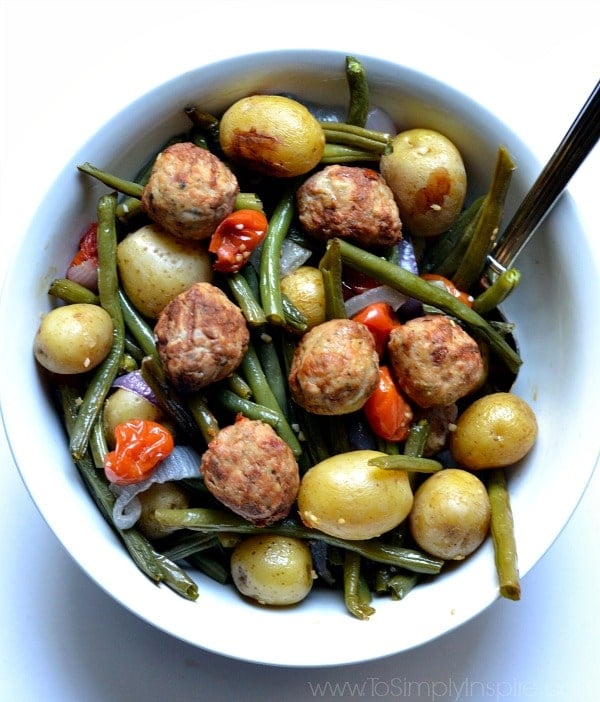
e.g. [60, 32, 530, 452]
[486, 79, 600, 276]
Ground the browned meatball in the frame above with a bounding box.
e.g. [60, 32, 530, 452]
[201, 417, 299, 526]
[388, 315, 486, 408]
[288, 318, 379, 415]
[154, 282, 249, 392]
[296, 164, 403, 248]
[141, 142, 239, 240]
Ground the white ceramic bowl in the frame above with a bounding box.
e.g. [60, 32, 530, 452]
[1, 50, 599, 667]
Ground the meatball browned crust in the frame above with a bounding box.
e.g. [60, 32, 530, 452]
[296, 165, 403, 248]
[388, 315, 485, 408]
[154, 282, 249, 392]
[141, 142, 239, 240]
[201, 417, 300, 526]
[288, 318, 379, 415]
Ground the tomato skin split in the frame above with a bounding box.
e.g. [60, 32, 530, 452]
[104, 419, 175, 485]
[208, 209, 269, 273]
[363, 366, 413, 442]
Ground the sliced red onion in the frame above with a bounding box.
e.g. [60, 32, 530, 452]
[279, 238, 313, 277]
[113, 370, 159, 406]
[66, 259, 98, 291]
[111, 445, 201, 529]
[365, 106, 397, 135]
[396, 235, 420, 275]
[345, 285, 408, 317]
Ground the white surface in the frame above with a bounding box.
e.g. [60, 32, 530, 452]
[1, 0, 598, 698]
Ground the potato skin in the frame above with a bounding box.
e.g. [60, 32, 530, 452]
[280, 266, 326, 330]
[33, 303, 113, 375]
[231, 535, 314, 606]
[450, 392, 538, 469]
[102, 388, 164, 448]
[409, 468, 491, 560]
[219, 95, 325, 177]
[297, 450, 413, 540]
[380, 128, 467, 237]
[137, 482, 190, 540]
[116, 224, 213, 319]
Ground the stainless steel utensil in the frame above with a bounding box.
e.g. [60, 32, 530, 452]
[484, 79, 600, 282]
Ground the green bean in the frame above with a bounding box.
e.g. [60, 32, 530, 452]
[154, 509, 445, 575]
[373, 568, 419, 600]
[254, 331, 289, 413]
[162, 532, 219, 561]
[240, 342, 302, 456]
[89, 415, 108, 469]
[212, 388, 283, 427]
[472, 268, 521, 315]
[116, 196, 144, 224]
[321, 125, 391, 154]
[318, 237, 347, 320]
[345, 55, 370, 128]
[487, 468, 520, 600]
[259, 189, 296, 325]
[452, 146, 516, 291]
[186, 552, 230, 584]
[234, 192, 264, 213]
[334, 238, 522, 374]
[118, 289, 160, 366]
[48, 278, 99, 305]
[403, 419, 430, 458]
[70, 193, 125, 461]
[320, 143, 381, 163]
[226, 372, 253, 399]
[140, 356, 205, 449]
[225, 273, 267, 327]
[77, 162, 144, 198]
[186, 392, 220, 443]
[422, 195, 485, 276]
[368, 454, 443, 473]
[59, 384, 198, 600]
[281, 293, 308, 332]
[343, 551, 376, 620]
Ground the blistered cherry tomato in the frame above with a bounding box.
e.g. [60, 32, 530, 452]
[208, 209, 268, 273]
[104, 419, 174, 485]
[363, 366, 413, 442]
[421, 273, 473, 307]
[351, 302, 401, 356]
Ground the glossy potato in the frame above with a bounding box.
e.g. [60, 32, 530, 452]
[297, 450, 413, 540]
[450, 392, 538, 469]
[380, 128, 467, 237]
[137, 482, 190, 539]
[102, 388, 164, 448]
[409, 468, 491, 560]
[231, 535, 314, 606]
[219, 95, 325, 177]
[116, 224, 213, 319]
[33, 303, 113, 374]
[280, 266, 326, 330]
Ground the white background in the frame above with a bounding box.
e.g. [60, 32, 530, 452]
[1, 0, 599, 699]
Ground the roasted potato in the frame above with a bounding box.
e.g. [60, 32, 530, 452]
[33, 303, 113, 374]
[380, 128, 467, 237]
[219, 95, 325, 178]
[116, 224, 213, 319]
[450, 392, 538, 469]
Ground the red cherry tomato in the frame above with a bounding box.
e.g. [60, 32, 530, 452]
[363, 366, 413, 442]
[104, 419, 174, 485]
[351, 302, 401, 356]
[421, 273, 474, 307]
[208, 209, 268, 273]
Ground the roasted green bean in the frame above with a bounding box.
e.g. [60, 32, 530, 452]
[487, 468, 521, 600]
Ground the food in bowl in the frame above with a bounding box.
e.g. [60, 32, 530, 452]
[4, 49, 596, 665]
[31, 54, 537, 620]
